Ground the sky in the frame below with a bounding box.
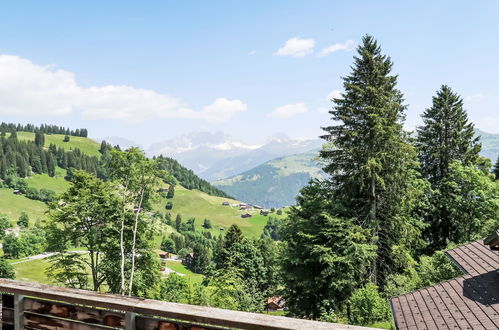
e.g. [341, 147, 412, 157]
[0, 1, 498, 146]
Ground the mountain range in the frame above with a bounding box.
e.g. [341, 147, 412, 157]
[97, 129, 499, 208]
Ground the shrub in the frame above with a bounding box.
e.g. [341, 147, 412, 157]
[349, 283, 391, 325]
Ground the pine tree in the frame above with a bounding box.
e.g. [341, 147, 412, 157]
[320, 35, 420, 286]
[34, 131, 45, 147]
[493, 155, 499, 180]
[281, 181, 376, 319]
[416, 86, 483, 251]
[416, 85, 480, 184]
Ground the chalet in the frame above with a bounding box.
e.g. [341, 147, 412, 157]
[265, 296, 285, 312]
[260, 210, 269, 216]
[222, 202, 229, 206]
[13, 189, 21, 195]
[158, 251, 171, 259]
[241, 213, 252, 219]
[239, 203, 247, 207]
[184, 252, 194, 266]
[239, 205, 247, 210]
[390, 229, 499, 329]
[231, 203, 239, 207]
[254, 205, 264, 210]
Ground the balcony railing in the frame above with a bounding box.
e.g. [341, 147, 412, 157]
[0, 279, 373, 330]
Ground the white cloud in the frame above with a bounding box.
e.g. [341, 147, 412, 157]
[0, 54, 246, 123]
[248, 50, 257, 55]
[465, 93, 485, 102]
[317, 107, 329, 114]
[318, 40, 355, 57]
[268, 103, 308, 118]
[274, 37, 315, 58]
[326, 90, 343, 101]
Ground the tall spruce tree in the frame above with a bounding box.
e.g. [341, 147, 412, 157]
[416, 85, 480, 183]
[416, 86, 482, 251]
[493, 155, 499, 180]
[320, 35, 421, 286]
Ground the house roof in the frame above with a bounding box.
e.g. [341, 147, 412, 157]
[390, 238, 499, 329]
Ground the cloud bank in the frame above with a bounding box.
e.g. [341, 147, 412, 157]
[268, 103, 308, 118]
[0, 55, 246, 123]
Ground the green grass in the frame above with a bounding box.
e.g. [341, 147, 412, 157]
[14, 132, 101, 157]
[26, 167, 70, 194]
[0, 188, 47, 224]
[13, 259, 53, 284]
[162, 259, 204, 284]
[155, 186, 287, 238]
[368, 320, 395, 329]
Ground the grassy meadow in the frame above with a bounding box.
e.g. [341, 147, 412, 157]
[14, 132, 101, 157]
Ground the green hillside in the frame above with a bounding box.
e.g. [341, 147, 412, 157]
[476, 129, 499, 161]
[0, 188, 47, 224]
[155, 185, 284, 238]
[13, 132, 101, 157]
[26, 167, 70, 194]
[214, 150, 324, 208]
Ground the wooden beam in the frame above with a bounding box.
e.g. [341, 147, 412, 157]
[13, 294, 24, 330]
[0, 279, 372, 330]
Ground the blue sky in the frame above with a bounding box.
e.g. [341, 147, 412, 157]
[0, 1, 498, 145]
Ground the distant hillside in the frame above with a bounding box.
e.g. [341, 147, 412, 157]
[155, 155, 232, 198]
[476, 129, 499, 161]
[155, 185, 286, 238]
[147, 131, 323, 181]
[214, 150, 324, 208]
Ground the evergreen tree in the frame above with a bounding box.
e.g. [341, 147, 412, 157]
[175, 214, 182, 231]
[320, 35, 420, 285]
[493, 155, 499, 180]
[34, 131, 45, 147]
[416, 86, 482, 251]
[167, 184, 175, 198]
[416, 85, 480, 183]
[281, 181, 376, 319]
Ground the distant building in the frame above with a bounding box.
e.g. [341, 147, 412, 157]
[222, 202, 229, 206]
[239, 206, 247, 210]
[158, 251, 171, 259]
[241, 213, 252, 218]
[266, 296, 285, 312]
[231, 203, 239, 207]
[254, 205, 264, 209]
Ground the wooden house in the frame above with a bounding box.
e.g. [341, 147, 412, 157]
[158, 251, 171, 259]
[390, 229, 499, 329]
[265, 296, 285, 312]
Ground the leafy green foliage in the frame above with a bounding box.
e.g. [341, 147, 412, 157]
[46, 253, 89, 289]
[3, 227, 47, 259]
[0, 214, 11, 238]
[349, 283, 391, 325]
[17, 212, 29, 228]
[0, 257, 15, 279]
